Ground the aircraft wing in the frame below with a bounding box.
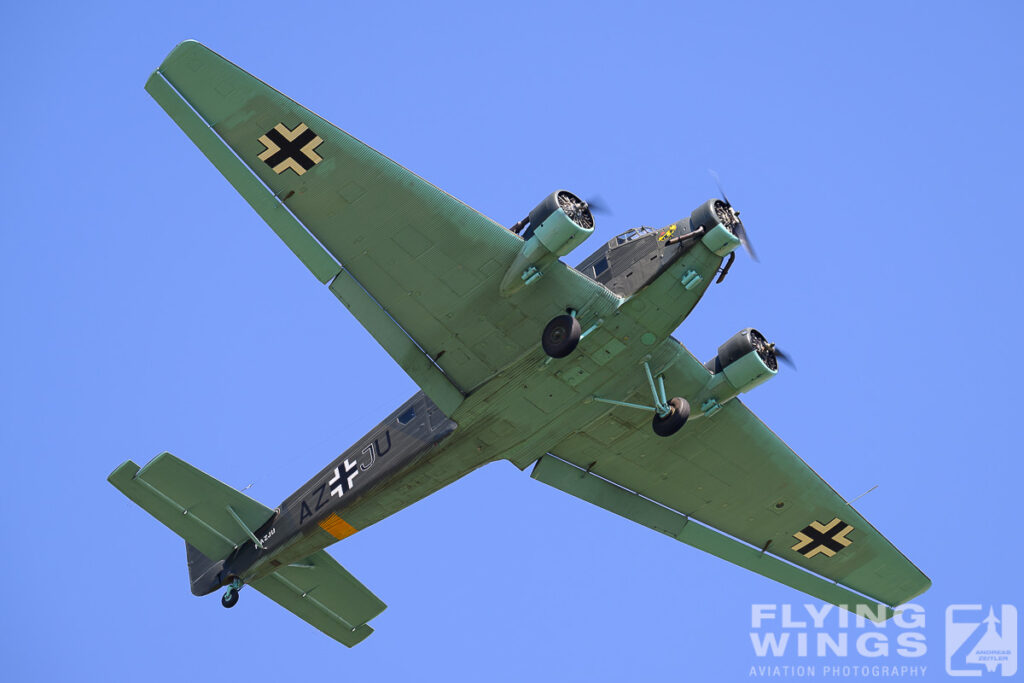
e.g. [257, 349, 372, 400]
[251, 550, 387, 648]
[146, 40, 616, 415]
[534, 339, 930, 618]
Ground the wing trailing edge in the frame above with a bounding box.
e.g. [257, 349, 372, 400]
[531, 454, 929, 620]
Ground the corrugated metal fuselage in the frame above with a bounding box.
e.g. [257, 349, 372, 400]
[218, 225, 722, 591]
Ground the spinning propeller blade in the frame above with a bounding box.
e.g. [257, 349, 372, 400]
[583, 195, 612, 215]
[771, 345, 797, 371]
[709, 170, 757, 261]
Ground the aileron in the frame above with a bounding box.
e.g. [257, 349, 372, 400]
[532, 454, 908, 619]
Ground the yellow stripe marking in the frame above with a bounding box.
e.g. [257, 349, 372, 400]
[318, 513, 358, 540]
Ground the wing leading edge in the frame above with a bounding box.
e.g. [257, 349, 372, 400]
[145, 40, 617, 411]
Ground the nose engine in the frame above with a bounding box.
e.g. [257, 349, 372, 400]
[687, 195, 755, 261]
[689, 198, 741, 235]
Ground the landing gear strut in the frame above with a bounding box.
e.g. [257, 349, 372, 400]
[221, 578, 242, 609]
[591, 360, 691, 437]
[542, 313, 582, 358]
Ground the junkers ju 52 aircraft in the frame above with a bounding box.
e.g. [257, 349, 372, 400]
[109, 41, 930, 647]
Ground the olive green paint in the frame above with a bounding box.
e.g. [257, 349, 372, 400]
[128, 41, 931, 644]
[532, 455, 895, 622]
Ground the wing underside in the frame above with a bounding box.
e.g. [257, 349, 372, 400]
[146, 40, 617, 413]
[540, 337, 930, 616]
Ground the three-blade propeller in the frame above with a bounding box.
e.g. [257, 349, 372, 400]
[709, 170, 757, 261]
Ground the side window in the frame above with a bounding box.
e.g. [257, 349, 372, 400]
[593, 256, 609, 278]
[397, 407, 416, 425]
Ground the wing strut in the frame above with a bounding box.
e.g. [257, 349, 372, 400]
[225, 505, 265, 550]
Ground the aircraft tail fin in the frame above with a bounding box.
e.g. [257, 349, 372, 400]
[185, 542, 225, 596]
[111, 452, 387, 645]
[108, 453, 275, 587]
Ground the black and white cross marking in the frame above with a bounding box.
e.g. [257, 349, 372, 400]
[328, 458, 360, 499]
[257, 123, 323, 176]
[790, 517, 854, 559]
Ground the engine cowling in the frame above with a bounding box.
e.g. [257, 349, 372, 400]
[500, 190, 596, 296]
[706, 328, 778, 394]
[689, 198, 741, 234]
[690, 328, 779, 417]
[524, 190, 596, 257]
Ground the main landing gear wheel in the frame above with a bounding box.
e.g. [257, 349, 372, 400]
[652, 397, 690, 437]
[542, 314, 582, 358]
[221, 589, 239, 608]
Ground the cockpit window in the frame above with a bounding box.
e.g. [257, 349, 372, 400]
[613, 226, 657, 246]
[397, 407, 416, 425]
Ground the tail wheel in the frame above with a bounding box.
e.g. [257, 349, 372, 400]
[542, 314, 582, 358]
[221, 588, 239, 609]
[652, 397, 690, 437]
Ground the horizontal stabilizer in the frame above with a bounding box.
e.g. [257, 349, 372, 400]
[251, 550, 387, 647]
[531, 454, 898, 621]
[108, 453, 274, 562]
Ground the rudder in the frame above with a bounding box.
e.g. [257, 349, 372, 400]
[186, 542, 225, 596]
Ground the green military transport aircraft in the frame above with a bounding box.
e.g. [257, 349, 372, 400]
[109, 40, 930, 647]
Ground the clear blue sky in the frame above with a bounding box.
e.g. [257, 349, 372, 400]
[3, 2, 1021, 681]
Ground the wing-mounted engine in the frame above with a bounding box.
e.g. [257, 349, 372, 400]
[501, 191, 595, 296]
[691, 328, 780, 417]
